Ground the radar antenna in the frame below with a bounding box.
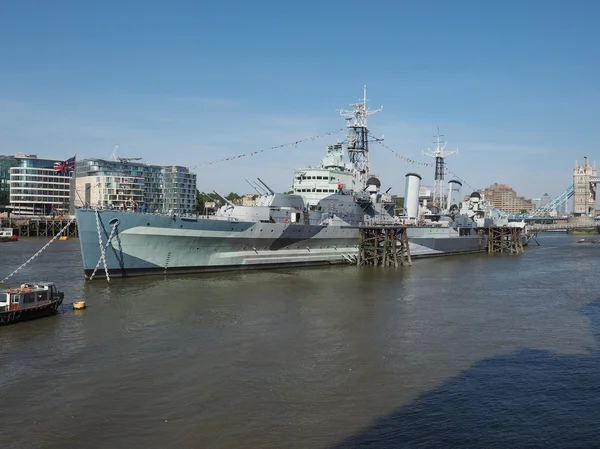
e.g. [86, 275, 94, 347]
[422, 128, 458, 211]
[338, 85, 383, 188]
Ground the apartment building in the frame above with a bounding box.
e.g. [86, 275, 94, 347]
[482, 183, 534, 214]
[74, 158, 196, 214]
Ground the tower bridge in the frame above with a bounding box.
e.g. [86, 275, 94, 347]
[508, 155, 598, 223]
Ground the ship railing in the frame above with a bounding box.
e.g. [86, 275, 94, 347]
[359, 219, 402, 227]
[78, 206, 216, 218]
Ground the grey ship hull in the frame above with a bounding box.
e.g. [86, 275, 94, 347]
[76, 209, 487, 279]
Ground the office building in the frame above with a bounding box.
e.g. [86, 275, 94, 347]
[74, 158, 196, 214]
[482, 183, 534, 214]
[532, 193, 551, 211]
[0, 155, 15, 206]
[7, 153, 73, 216]
[540, 193, 551, 208]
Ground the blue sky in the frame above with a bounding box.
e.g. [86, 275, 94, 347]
[1, 0, 599, 200]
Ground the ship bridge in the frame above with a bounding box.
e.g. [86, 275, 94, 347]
[292, 143, 357, 203]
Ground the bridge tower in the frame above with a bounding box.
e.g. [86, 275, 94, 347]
[573, 155, 597, 216]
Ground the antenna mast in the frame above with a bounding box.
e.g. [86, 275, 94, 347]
[422, 128, 458, 211]
[339, 85, 383, 188]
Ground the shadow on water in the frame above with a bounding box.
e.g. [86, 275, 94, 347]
[332, 297, 600, 449]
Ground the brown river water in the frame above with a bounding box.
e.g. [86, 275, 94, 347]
[1, 233, 600, 448]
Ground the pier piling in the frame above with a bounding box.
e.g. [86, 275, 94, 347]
[358, 225, 412, 267]
[485, 226, 524, 254]
[0, 218, 78, 238]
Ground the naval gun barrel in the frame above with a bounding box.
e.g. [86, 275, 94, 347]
[245, 178, 266, 195]
[257, 177, 275, 195]
[212, 191, 235, 207]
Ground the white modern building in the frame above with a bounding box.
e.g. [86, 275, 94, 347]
[8, 153, 73, 216]
[74, 158, 196, 214]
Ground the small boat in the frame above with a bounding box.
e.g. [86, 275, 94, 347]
[0, 228, 18, 242]
[0, 282, 64, 325]
[578, 238, 600, 244]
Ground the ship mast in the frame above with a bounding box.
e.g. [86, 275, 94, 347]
[339, 85, 383, 188]
[422, 128, 457, 211]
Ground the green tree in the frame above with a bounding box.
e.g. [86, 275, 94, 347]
[225, 192, 242, 202]
[196, 190, 213, 211]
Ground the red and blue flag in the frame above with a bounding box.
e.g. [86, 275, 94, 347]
[54, 156, 76, 174]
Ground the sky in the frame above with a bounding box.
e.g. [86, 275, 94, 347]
[1, 0, 599, 200]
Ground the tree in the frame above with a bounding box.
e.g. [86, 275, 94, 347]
[225, 192, 242, 202]
[196, 190, 213, 211]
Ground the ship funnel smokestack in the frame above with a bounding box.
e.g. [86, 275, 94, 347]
[405, 173, 422, 219]
[447, 180, 462, 211]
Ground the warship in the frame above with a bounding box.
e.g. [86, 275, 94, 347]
[75, 88, 497, 279]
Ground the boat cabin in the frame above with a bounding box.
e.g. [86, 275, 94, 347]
[0, 228, 17, 242]
[0, 282, 60, 312]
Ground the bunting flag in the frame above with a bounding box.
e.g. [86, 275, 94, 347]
[192, 128, 345, 169]
[376, 142, 435, 167]
[444, 166, 476, 192]
[375, 141, 477, 191]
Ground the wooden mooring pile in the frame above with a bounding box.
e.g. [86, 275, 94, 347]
[0, 218, 78, 238]
[357, 225, 412, 267]
[485, 226, 524, 254]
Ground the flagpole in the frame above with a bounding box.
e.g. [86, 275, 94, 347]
[70, 153, 77, 216]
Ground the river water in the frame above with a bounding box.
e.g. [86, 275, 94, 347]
[1, 233, 600, 448]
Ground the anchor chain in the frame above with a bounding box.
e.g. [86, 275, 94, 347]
[0, 217, 76, 285]
[88, 211, 118, 282]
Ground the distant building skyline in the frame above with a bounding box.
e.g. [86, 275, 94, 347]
[482, 183, 534, 214]
[532, 193, 551, 210]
